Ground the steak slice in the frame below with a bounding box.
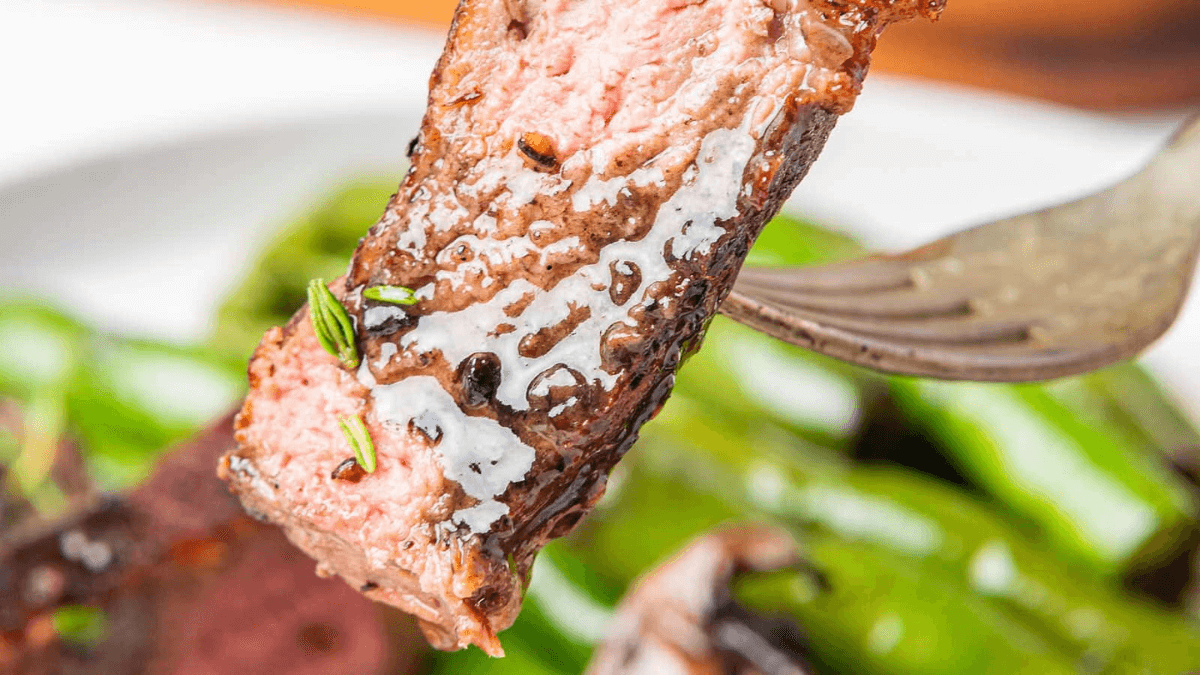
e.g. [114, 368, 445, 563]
[222, 0, 943, 655]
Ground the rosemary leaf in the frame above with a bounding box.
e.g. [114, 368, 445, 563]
[363, 285, 419, 305]
[307, 279, 359, 369]
[339, 415, 377, 474]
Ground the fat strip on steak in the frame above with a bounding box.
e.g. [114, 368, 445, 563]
[221, 0, 943, 656]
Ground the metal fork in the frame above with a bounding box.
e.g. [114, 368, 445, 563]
[722, 115, 1200, 382]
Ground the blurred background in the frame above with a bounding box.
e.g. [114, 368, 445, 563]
[2, 0, 1200, 673]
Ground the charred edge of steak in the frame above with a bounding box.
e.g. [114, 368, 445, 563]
[501, 102, 838, 569]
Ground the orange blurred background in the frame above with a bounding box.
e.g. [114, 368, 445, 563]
[257, 0, 1200, 110]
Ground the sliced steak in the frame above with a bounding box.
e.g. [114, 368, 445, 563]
[222, 0, 943, 656]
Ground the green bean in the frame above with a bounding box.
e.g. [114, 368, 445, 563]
[0, 299, 245, 499]
[673, 318, 872, 451]
[639, 398, 1200, 673]
[735, 536, 1079, 675]
[890, 377, 1198, 577]
[568, 441, 1084, 674]
[1044, 363, 1200, 479]
[67, 337, 243, 488]
[0, 299, 87, 396]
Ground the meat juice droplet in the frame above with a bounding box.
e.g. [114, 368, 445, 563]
[331, 458, 366, 483]
[459, 352, 503, 407]
[526, 364, 587, 412]
[608, 260, 642, 306]
[517, 333, 542, 359]
[518, 304, 592, 359]
[518, 132, 558, 168]
[600, 321, 644, 371]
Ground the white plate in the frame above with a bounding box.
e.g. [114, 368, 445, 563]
[1, 0, 1197, 421]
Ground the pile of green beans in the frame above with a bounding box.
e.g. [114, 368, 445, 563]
[640, 398, 1200, 673]
[891, 377, 1198, 577]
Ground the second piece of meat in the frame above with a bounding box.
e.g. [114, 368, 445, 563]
[586, 525, 816, 675]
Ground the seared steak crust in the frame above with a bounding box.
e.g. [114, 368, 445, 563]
[223, 0, 943, 655]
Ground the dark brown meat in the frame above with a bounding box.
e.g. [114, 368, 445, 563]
[0, 413, 421, 675]
[222, 0, 944, 656]
[586, 525, 816, 675]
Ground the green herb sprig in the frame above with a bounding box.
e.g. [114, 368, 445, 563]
[363, 285, 419, 305]
[307, 279, 359, 369]
[339, 415, 377, 473]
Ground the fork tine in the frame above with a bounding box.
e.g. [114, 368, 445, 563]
[754, 303, 1033, 346]
[718, 288, 1131, 381]
[734, 259, 914, 294]
[738, 285, 972, 320]
[735, 235, 963, 295]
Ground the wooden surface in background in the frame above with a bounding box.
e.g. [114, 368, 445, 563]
[266, 0, 456, 26]
[259, 0, 1200, 109]
[875, 1, 1200, 110]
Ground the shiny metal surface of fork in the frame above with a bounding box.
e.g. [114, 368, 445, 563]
[722, 115, 1200, 382]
